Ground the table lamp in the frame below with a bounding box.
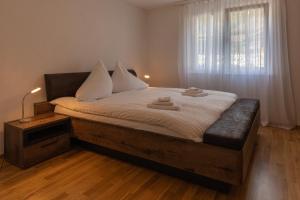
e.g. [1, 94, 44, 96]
[144, 74, 150, 80]
[20, 87, 41, 123]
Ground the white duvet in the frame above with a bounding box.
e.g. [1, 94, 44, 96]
[51, 87, 237, 142]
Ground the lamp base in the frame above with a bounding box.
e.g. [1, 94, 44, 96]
[19, 118, 32, 123]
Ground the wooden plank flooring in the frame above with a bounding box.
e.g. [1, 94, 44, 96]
[0, 127, 299, 200]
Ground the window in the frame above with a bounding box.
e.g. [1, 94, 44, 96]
[196, 4, 268, 73]
[227, 4, 268, 70]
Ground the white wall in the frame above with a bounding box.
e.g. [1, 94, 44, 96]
[0, 0, 148, 154]
[147, 6, 180, 87]
[147, 2, 300, 125]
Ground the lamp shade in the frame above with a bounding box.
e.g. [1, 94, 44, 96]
[30, 87, 41, 94]
[144, 75, 150, 79]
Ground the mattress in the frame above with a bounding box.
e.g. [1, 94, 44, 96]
[51, 87, 237, 142]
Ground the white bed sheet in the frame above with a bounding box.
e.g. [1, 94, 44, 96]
[55, 105, 186, 140]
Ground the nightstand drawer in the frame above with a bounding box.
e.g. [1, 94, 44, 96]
[23, 134, 70, 168]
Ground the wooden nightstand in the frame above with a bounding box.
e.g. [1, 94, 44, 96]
[4, 113, 71, 169]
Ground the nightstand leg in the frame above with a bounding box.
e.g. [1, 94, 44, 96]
[0, 157, 5, 171]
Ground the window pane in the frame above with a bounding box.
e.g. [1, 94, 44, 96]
[229, 6, 266, 69]
[194, 4, 267, 74]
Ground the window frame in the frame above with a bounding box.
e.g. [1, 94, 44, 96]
[193, 3, 269, 74]
[224, 3, 269, 73]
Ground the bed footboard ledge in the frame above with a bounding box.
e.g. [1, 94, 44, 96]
[203, 98, 260, 150]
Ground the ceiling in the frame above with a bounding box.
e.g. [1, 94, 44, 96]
[125, 0, 182, 9]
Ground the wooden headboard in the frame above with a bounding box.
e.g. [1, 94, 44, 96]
[44, 69, 137, 101]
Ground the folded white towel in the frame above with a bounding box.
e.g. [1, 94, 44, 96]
[182, 92, 208, 97]
[158, 96, 171, 102]
[147, 104, 180, 111]
[186, 87, 203, 93]
[184, 90, 203, 95]
[152, 100, 174, 106]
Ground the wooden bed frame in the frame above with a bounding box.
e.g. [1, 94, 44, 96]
[36, 70, 260, 186]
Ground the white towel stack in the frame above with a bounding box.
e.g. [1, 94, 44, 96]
[147, 96, 180, 111]
[182, 87, 208, 97]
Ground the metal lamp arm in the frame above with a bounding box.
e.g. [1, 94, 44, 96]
[22, 92, 31, 120]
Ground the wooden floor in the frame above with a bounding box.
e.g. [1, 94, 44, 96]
[0, 127, 299, 200]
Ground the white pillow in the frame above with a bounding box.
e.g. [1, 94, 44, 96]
[76, 61, 113, 101]
[112, 62, 148, 93]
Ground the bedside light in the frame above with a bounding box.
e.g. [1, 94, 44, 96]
[144, 74, 150, 79]
[20, 87, 41, 123]
[30, 87, 41, 94]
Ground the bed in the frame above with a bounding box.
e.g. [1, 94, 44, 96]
[35, 69, 260, 186]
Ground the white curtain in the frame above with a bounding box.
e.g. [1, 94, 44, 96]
[178, 0, 296, 128]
